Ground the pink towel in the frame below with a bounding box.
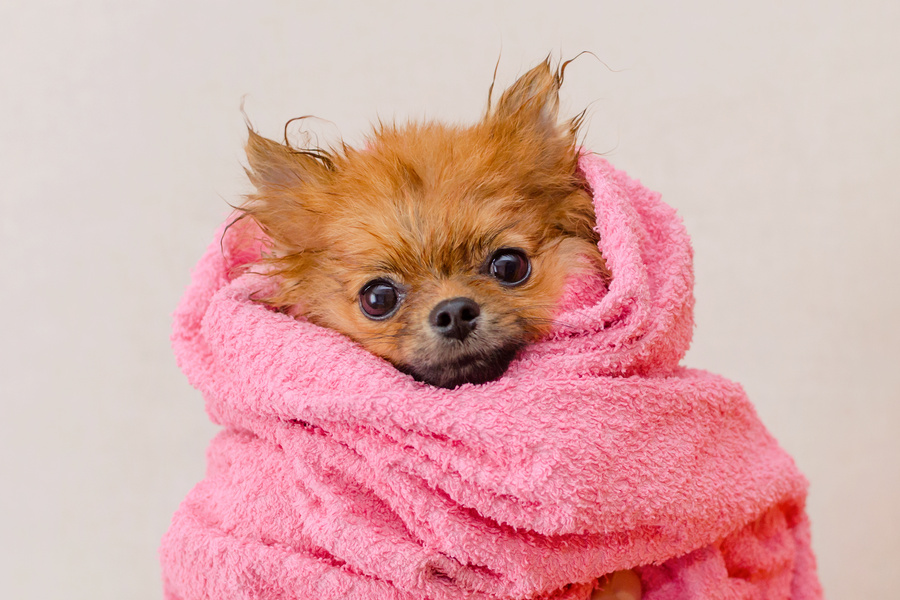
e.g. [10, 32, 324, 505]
[161, 153, 822, 600]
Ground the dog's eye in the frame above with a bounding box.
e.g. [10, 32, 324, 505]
[359, 279, 402, 319]
[488, 249, 531, 286]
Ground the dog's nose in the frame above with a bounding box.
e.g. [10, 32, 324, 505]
[429, 297, 480, 341]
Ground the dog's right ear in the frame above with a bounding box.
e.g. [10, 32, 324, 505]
[241, 129, 336, 263]
[244, 129, 333, 192]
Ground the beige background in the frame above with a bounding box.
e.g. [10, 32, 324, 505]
[2, 1, 898, 598]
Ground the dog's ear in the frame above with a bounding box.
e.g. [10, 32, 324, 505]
[244, 129, 332, 192]
[241, 129, 335, 258]
[491, 59, 561, 132]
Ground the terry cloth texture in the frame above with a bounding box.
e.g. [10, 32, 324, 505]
[161, 153, 822, 600]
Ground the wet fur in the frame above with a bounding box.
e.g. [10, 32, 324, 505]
[240, 59, 608, 388]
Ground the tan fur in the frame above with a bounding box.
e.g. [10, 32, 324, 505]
[240, 59, 608, 388]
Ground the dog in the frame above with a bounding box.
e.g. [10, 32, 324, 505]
[240, 58, 608, 389]
[239, 58, 640, 600]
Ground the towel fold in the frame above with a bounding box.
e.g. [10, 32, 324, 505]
[161, 153, 822, 599]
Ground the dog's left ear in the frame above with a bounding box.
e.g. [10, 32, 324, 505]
[490, 59, 562, 133]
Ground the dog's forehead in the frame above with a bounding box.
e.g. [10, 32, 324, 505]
[330, 189, 541, 284]
[338, 194, 524, 277]
[327, 124, 559, 276]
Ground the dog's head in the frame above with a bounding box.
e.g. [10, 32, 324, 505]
[241, 60, 606, 388]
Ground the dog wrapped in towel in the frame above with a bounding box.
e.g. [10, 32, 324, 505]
[162, 149, 823, 600]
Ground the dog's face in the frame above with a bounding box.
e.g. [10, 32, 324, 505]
[242, 61, 606, 388]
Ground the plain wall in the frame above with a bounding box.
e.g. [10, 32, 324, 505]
[1, 1, 898, 598]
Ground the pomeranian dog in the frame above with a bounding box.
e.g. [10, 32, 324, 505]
[240, 58, 640, 600]
[239, 59, 608, 390]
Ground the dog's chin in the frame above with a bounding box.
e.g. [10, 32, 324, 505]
[399, 343, 523, 389]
